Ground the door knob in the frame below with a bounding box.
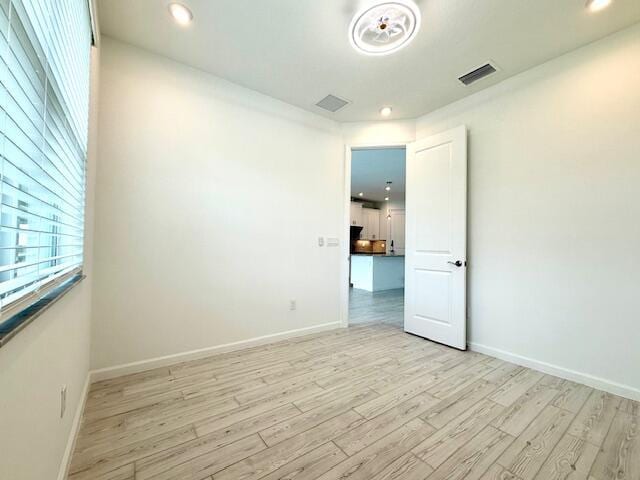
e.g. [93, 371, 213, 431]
[448, 260, 463, 267]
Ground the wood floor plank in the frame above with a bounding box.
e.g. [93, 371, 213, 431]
[488, 370, 545, 407]
[137, 403, 300, 479]
[588, 411, 639, 480]
[211, 410, 365, 480]
[354, 376, 440, 419]
[194, 390, 311, 437]
[426, 426, 514, 480]
[70, 462, 136, 480]
[497, 405, 574, 480]
[335, 391, 439, 455]
[421, 379, 497, 429]
[69, 425, 196, 479]
[532, 433, 599, 480]
[619, 398, 640, 417]
[136, 433, 266, 480]
[550, 380, 593, 414]
[260, 387, 377, 446]
[369, 452, 433, 480]
[413, 398, 504, 469]
[316, 418, 434, 480]
[257, 442, 347, 480]
[427, 360, 497, 399]
[567, 391, 621, 447]
[479, 464, 520, 480]
[491, 380, 560, 436]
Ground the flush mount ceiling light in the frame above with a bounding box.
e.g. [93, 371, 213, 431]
[168, 3, 193, 26]
[349, 0, 421, 56]
[380, 106, 393, 117]
[586, 0, 612, 12]
[358, 192, 365, 196]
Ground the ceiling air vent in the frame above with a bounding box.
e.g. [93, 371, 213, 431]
[315, 94, 350, 113]
[458, 63, 497, 86]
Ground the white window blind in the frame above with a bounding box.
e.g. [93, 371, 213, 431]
[0, 0, 91, 315]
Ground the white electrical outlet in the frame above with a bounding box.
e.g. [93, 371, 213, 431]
[60, 385, 67, 418]
[326, 237, 339, 247]
[317, 237, 324, 247]
[289, 300, 297, 311]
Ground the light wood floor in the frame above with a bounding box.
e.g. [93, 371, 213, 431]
[69, 323, 639, 480]
[349, 287, 404, 327]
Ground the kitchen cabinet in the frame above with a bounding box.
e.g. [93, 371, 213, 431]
[350, 204, 381, 239]
[350, 202, 363, 227]
[362, 208, 381, 240]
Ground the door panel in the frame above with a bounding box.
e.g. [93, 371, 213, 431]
[405, 126, 467, 350]
[414, 143, 452, 253]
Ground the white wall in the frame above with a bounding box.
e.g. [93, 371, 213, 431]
[92, 38, 344, 370]
[0, 46, 99, 480]
[342, 119, 416, 146]
[416, 25, 640, 396]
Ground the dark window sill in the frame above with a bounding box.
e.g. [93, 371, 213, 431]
[0, 273, 86, 348]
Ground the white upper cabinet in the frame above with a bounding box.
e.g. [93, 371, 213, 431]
[362, 208, 381, 240]
[350, 202, 363, 226]
[350, 203, 381, 240]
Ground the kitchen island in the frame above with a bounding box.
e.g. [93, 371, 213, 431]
[350, 254, 405, 292]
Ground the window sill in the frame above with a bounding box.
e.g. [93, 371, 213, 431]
[0, 273, 86, 348]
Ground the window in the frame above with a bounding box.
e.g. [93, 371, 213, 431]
[0, 0, 92, 338]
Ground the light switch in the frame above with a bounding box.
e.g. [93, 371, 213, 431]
[318, 237, 324, 247]
[326, 237, 339, 247]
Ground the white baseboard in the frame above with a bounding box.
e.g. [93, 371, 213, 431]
[57, 373, 91, 480]
[90, 321, 343, 382]
[469, 342, 640, 402]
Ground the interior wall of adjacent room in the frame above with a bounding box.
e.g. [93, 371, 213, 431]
[0, 47, 99, 480]
[416, 24, 640, 396]
[92, 37, 344, 370]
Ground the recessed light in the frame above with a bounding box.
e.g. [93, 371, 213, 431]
[349, 1, 421, 56]
[168, 3, 193, 26]
[385, 186, 391, 191]
[586, 0, 612, 12]
[358, 192, 364, 197]
[385, 197, 389, 201]
[380, 106, 393, 117]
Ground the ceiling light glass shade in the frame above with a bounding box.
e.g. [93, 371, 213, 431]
[349, 1, 421, 56]
[168, 3, 193, 25]
[380, 106, 393, 117]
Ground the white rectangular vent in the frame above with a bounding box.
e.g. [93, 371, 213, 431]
[458, 63, 497, 86]
[315, 94, 350, 113]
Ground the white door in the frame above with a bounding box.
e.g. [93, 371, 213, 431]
[404, 126, 467, 350]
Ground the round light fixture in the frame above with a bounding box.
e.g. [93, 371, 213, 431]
[380, 106, 393, 117]
[384, 196, 389, 201]
[349, 1, 421, 56]
[358, 192, 365, 197]
[168, 3, 193, 26]
[586, 0, 612, 12]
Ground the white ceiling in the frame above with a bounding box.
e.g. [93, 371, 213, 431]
[351, 148, 406, 203]
[98, 0, 640, 122]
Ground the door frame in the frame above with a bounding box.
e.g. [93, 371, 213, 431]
[340, 142, 408, 328]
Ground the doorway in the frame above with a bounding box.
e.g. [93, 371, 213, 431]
[345, 146, 406, 329]
[340, 126, 468, 350]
